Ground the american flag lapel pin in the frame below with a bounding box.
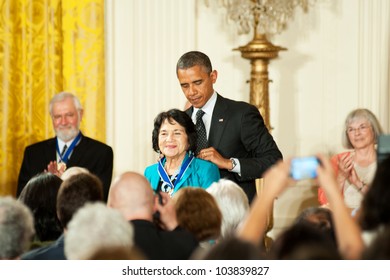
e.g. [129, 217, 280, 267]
[219, 118, 224, 122]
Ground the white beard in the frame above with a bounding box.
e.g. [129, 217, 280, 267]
[55, 127, 79, 142]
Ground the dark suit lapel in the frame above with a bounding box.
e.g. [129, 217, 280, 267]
[185, 107, 193, 118]
[45, 138, 58, 162]
[209, 94, 228, 148]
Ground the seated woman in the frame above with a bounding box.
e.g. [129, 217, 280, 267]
[144, 109, 220, 196]
[318, 108, 383, 212]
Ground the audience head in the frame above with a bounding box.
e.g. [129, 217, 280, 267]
[0, 196, 35, 259]
[362, 225, 390, 260]
[152, 109, 197, 155]
[61, 166, 90, 181]
[342, 108, 383, 149]
[359, 156, 390, 231]
[295, 207, 333, 228]
[65, 202, 134, 260]
[49, 92, 83, 142]
[207, 179, 249, 239]
[270, 221, 341, 260]
[57, 173, 104, 229]
[199, 236, 265, 260]
[294, 206, 336, 246]
[18, 172, 63, 242]
[173, 187, 222, 242]
[107, 171, 155, 221]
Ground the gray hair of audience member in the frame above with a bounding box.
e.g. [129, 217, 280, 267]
[64, 202, 134, 260]
[0, 196, 35, 259]
[342, 108, 383, 149]
[49, 92, 83, 116]
[61, 166, 90, 181]
[207, 179, 250, 239]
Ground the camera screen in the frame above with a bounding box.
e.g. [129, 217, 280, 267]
[290, 156, 319, 180]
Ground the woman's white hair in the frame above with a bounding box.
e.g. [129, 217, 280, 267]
[207, 179, 250, 239]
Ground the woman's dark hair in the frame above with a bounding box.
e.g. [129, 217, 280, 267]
[18, 172, 63, 242]
[359, 156, 390, 230]
[152, 109, 197, 154]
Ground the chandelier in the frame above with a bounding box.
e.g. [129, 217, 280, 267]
[205, 0, 315, 36]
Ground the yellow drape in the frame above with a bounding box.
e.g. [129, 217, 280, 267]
[0, 0, 106, 196]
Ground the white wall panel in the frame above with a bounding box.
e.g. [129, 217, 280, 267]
[106, 0, 196, 178]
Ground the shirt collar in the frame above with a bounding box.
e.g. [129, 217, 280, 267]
[193, 92, 217, 117]
[57, 135, 77, 150]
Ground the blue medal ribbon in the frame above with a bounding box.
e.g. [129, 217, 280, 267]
[56, 132, 82, 164]
[157, 153, 194, 196]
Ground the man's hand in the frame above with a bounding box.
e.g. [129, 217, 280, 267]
[153, 192, 178, 231]
[197, 147, 231, 170]
[45, 161, 65, 178]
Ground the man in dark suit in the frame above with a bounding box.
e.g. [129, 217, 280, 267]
[107, 171, 199, 260]
[17, 92, 113, 201]
[177, 51, 283, 203]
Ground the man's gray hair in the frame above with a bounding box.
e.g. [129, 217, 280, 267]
[0, 196, 35, 259]
[49, 92, 83, 116]
[65, 202, 134, 260]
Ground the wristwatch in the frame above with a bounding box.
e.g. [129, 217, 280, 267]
[229, 158, 237, 171]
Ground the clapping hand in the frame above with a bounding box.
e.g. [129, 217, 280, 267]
[45, 161, 65, 178]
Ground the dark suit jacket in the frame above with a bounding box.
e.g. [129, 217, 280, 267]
[186, 94, 283, 202]
[131, 220, 199, 260]
[17, 133, 114, 201]
[21, 234, 66, 260]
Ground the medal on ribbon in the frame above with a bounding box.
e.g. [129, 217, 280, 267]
[157, 153, 194, 197]
[57, 162, 67, 172]
[56, 132, 82, 171]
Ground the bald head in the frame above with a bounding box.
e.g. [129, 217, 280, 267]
[107, 172, 154, 221]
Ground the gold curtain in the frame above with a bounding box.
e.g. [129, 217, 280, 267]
[0, 0, 106, 196]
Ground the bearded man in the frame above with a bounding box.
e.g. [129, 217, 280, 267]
[17, 92, 113, 201]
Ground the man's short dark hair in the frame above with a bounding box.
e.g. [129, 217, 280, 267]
[176, 51, 213, 75]
[56, 173, 104, 228]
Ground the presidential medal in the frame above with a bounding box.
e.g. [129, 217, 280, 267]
[57, 162, 67, 171]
